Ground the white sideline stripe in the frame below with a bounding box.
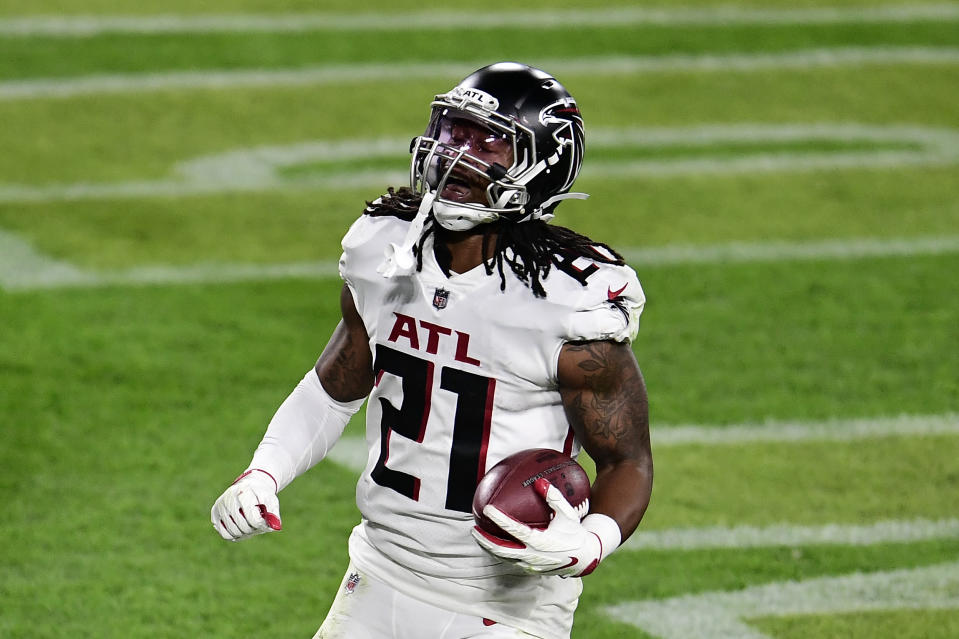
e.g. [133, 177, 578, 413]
[624, 518, 959, 551]
[3, 5, 959, 36]
[3, 233, 959, 291]
[2, 48, 958, 101]
[4, 122, 959, 204]
[605, 561, 959, 639]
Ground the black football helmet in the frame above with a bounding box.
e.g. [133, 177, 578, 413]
[410, 62, 586, 230]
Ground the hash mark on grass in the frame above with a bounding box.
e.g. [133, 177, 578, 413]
[0, 228, 94, 287]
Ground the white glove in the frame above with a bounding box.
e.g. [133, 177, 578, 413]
[471, 478, 620, 577]
[211, 469, 283, 542]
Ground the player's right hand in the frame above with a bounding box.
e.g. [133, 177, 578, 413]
[211, 469, 282, 542]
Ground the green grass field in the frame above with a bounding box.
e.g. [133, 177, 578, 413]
[1, 2, 958, 638]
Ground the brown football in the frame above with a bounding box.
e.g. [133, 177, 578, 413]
[472, 448, 590, 543]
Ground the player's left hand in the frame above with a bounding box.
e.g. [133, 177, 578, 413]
[471, 478, 602, 577]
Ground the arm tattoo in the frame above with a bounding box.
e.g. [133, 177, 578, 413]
[322, 328, 373, 399]
[317, 286, 375, 401]
[562, 342, 649, 461]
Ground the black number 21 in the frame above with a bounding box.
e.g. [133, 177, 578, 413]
[370, 344, 495, 513]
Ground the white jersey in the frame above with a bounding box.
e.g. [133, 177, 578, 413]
[337, 211, 644, 639]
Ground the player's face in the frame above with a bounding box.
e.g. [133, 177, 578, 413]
[435, 117, 513, 205]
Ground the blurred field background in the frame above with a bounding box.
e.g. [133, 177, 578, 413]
[1, 1, 958, 637]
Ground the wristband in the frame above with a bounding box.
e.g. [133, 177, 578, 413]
[582, 513, 622, 563]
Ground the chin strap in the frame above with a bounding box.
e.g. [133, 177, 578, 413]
[376, 190, 588, 277]
[377, 190, 436, 278]
[520, 192, 589, 223]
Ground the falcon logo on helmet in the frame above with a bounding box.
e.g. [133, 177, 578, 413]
[539, 98, 585, 196]
[410, 62, 588, 232]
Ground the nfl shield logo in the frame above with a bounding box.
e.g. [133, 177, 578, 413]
[344, 572, 361, 595]
[432, 288, 450, 310]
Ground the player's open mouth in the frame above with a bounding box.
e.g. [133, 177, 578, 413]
[441, 175, 473, 200]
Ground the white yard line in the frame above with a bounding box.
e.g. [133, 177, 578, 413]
[0, 229, 342, 290]
[605, 560, 959, 639]
[2, 48, 958, 101]
[4, 123, 959, 205]
[625, 517, 959, 551]
[650, 413, 959, 446]
[622, 236, 959, 265]
[3, 122, 959, 291]
[0, 170, 410, 204]
[3, 232, 959, 291]
[2, 5, 958, 36]
[316, 415, 959, 639]
[320, 415, 959, 552]
[324, 413, 959, 476]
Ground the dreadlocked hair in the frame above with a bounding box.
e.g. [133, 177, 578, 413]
[364, 186, 422, 221]
[364, 187, 625, 298]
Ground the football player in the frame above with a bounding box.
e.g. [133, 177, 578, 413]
[211, 62, 653, 639]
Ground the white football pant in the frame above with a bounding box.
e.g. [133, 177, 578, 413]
[314, 563, 540, 639]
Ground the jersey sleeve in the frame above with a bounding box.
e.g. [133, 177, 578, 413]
[338, 212, 406, 319]
[338, 215, 368, 289]
[564, 260, 646, 344]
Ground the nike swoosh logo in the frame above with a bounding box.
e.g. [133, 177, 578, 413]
[607, 283, 628, 300]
